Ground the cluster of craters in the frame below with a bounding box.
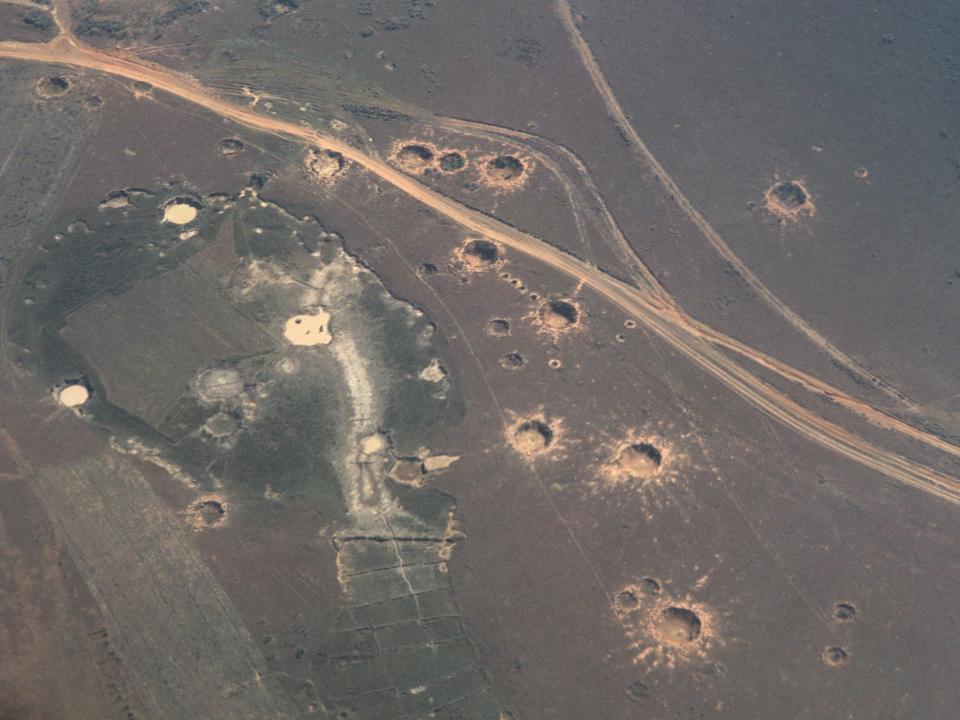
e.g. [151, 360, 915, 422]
[389, 140, 531, 189]
[193, 367, 250, 445]
[614, 578, 718, 669]
[821, 601, 857, 668]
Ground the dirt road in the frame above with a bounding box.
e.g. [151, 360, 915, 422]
[1, 20, 958, 505]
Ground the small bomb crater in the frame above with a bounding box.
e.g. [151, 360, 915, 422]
[640, 577, 661, 596]
[537, 298, 580, 335]
[771, 181, 807, 208]
[304, 147, 346, 183]
[822, 646, 849, 667]
[220, 138, 245, 156]
[506, 411, 564, 461]
[417, 262, 438, 277]
[626, 682, 650, 703]
[161, 197, 201, 225]
[486, 318, 511, 336]
[196, 499, 225, 524]
[438, 151, 466, 173]
[187, 495, 228, 529]
[479, 153, 531, 190]
[763, 179, 815, 222]
[833, 602, 856, 622]
[393, 143, 436, 173]
[35, 75, 71, 99]
[500, 352, 524, 370]
[616, 589, 640, 611]
[456, 238, 502, 271]
[657, 606, 702, 644]
[487, 155, 523, 181]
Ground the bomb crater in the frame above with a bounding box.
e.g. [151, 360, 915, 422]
[35, 75, 71, 98]
[763, 179, 815, 221]
[459, 238, 502, 271]
[822, 646, 849, 667]
[487, 155, 524, 181]
[439, 151, 466, 172]
[538, 299, 579, 332]
[395, 143, 435, 172]
[616, 443, 662, 479]
[657, 606, 702, 644]
[514, 420, 552, 452]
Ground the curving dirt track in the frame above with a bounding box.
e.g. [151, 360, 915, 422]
[2, 9, 959, 506]
[553, 0, 920, 414]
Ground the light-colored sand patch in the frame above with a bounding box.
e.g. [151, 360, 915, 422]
[284, 308, 332, 346]
[109, 436, 199, 488]
[422, 454, 459, 473]
[99, 191, 131, 210]
[439, 510, 465, 560]
[162, 202, 198, 225]
[419, 358, 447, 383]
[389, 450, 459, 487]
[277, 357, 298, 375]
[304, 147, 346, 184]
[59, 384, 89, 407]
[360, 432, 389, 456]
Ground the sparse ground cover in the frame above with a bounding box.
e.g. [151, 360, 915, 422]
[0, 1, 958, 720]
[0, 4, 57, 42]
